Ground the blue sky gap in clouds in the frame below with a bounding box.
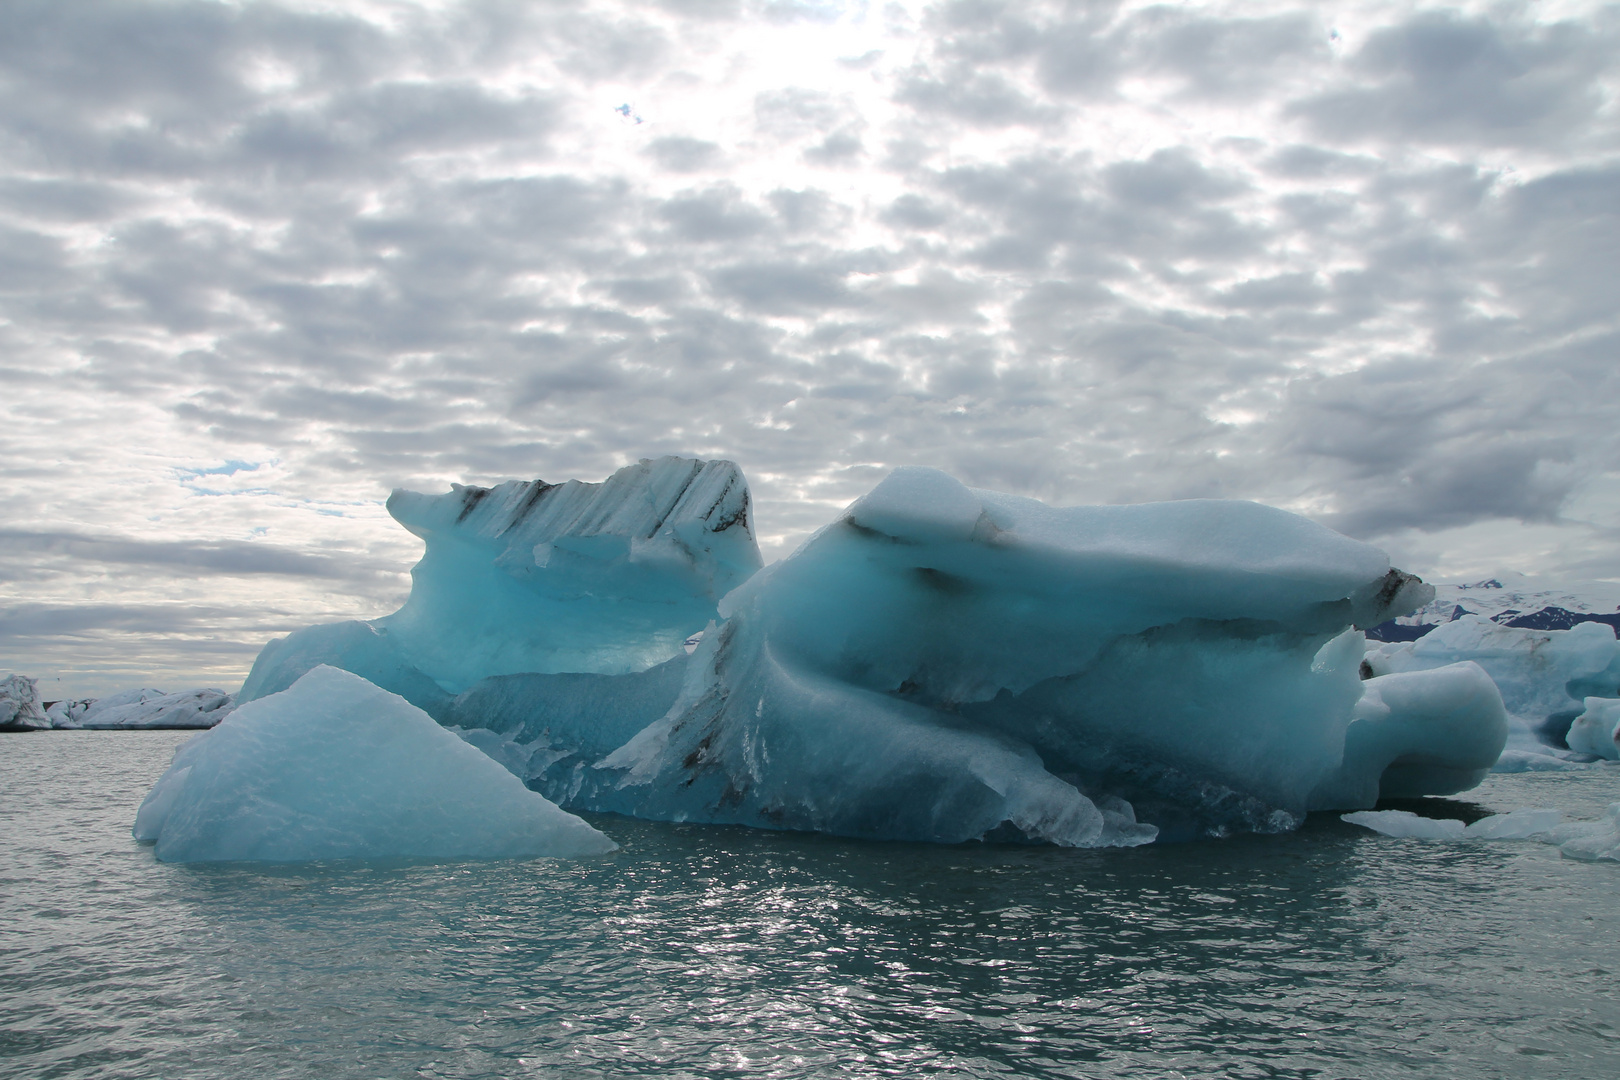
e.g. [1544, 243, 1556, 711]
[1, 0, 1617, 694]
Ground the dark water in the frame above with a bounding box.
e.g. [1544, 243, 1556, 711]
[3, 731, 1618, 1080]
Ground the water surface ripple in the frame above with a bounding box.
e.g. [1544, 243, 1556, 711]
[3, 731, 1617, 1079]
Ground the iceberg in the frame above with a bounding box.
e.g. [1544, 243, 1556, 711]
[1, 675, 50, 731]
[483, 466, 1478, 845]
[48, 687, 235, 729]
[133, 665, 616, 863]
[238, 457, 762, 713]
[1309, 663, 1508, 809]
[1547, 803, 1620, 861]
[1364, 616, 1620, 769]
[1566, 697, 1620, 760]
[1344, 805, 1620, 861]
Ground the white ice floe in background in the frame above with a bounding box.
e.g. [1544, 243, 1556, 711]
[1343, 804, 1620, 862]
[1385, 573, 1620, 632]
[134, 665, 615, 863]
[1, 675, 51, 730]
[48, 687, 235, 730]
[1365, 616, 1620, 770]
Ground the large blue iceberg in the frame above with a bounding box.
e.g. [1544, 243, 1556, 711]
[230, 459, 1513, 848]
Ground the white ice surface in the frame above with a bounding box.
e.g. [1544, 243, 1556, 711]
[133, 666, 616, 863]
[1343, 805, 1619, 860]
[54, 688, 235, 729]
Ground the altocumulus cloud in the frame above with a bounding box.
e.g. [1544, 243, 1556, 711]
[1, 0, 1617, 694]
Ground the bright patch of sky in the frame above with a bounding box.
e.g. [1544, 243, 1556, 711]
[1, 0, 1618, 694]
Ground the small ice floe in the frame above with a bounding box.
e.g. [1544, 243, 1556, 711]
[133, 665, 616, 863]
[1343, 804, 1620, 861]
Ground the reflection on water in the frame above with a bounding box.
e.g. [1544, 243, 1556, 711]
[3, 731, 1618, 1079]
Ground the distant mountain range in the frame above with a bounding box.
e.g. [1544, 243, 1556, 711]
[1366, 573, 1620, 642]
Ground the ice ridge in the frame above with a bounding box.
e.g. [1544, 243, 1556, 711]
[239, 457, 762, 708]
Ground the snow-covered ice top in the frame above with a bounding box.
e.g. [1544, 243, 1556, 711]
[238, 457, 764, 707]
[764, 467, 1428, 706]
[134, 666, 615, 863]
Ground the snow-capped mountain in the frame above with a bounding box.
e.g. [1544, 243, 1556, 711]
[1368, 572, 1620, 641]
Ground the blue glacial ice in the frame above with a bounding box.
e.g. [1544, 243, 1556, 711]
[1364, 615, 1620, 770]
[134, 665, 615, 863]
[238, 456, 761, 714]
[443, 466, 1503, 846]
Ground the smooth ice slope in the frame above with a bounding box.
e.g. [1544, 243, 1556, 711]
[543, 467, 1460, 845]
[238, 458, 762, 707]
[1365, 616, 1620, 769]
[134, 666, 615, 863]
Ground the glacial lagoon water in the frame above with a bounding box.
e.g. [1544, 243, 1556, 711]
[3, 731, 1618, 1080]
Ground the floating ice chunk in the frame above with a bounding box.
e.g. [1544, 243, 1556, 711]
[1342, 807, 1562, 841]
[1566, 697, 1620, 760]
[1341, 810, 1468, 840]
[547, 467, 1454, 845]
[45, 697, 96, 726]
[238, 457, 762, 703]
[1547, 804, 1620, 861]
[1310, 663, 1508, 808]
[0, 674, 50, 730]
[1365, 616, 1620, 770]
[1465, 807, 1565, 839]
[1344, 805, 1618, 860]
[133, 666, 615, 863]
[56, 687, 235, 729]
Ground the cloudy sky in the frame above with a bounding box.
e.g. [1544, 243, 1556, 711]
[2, 0, 1618, 696]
